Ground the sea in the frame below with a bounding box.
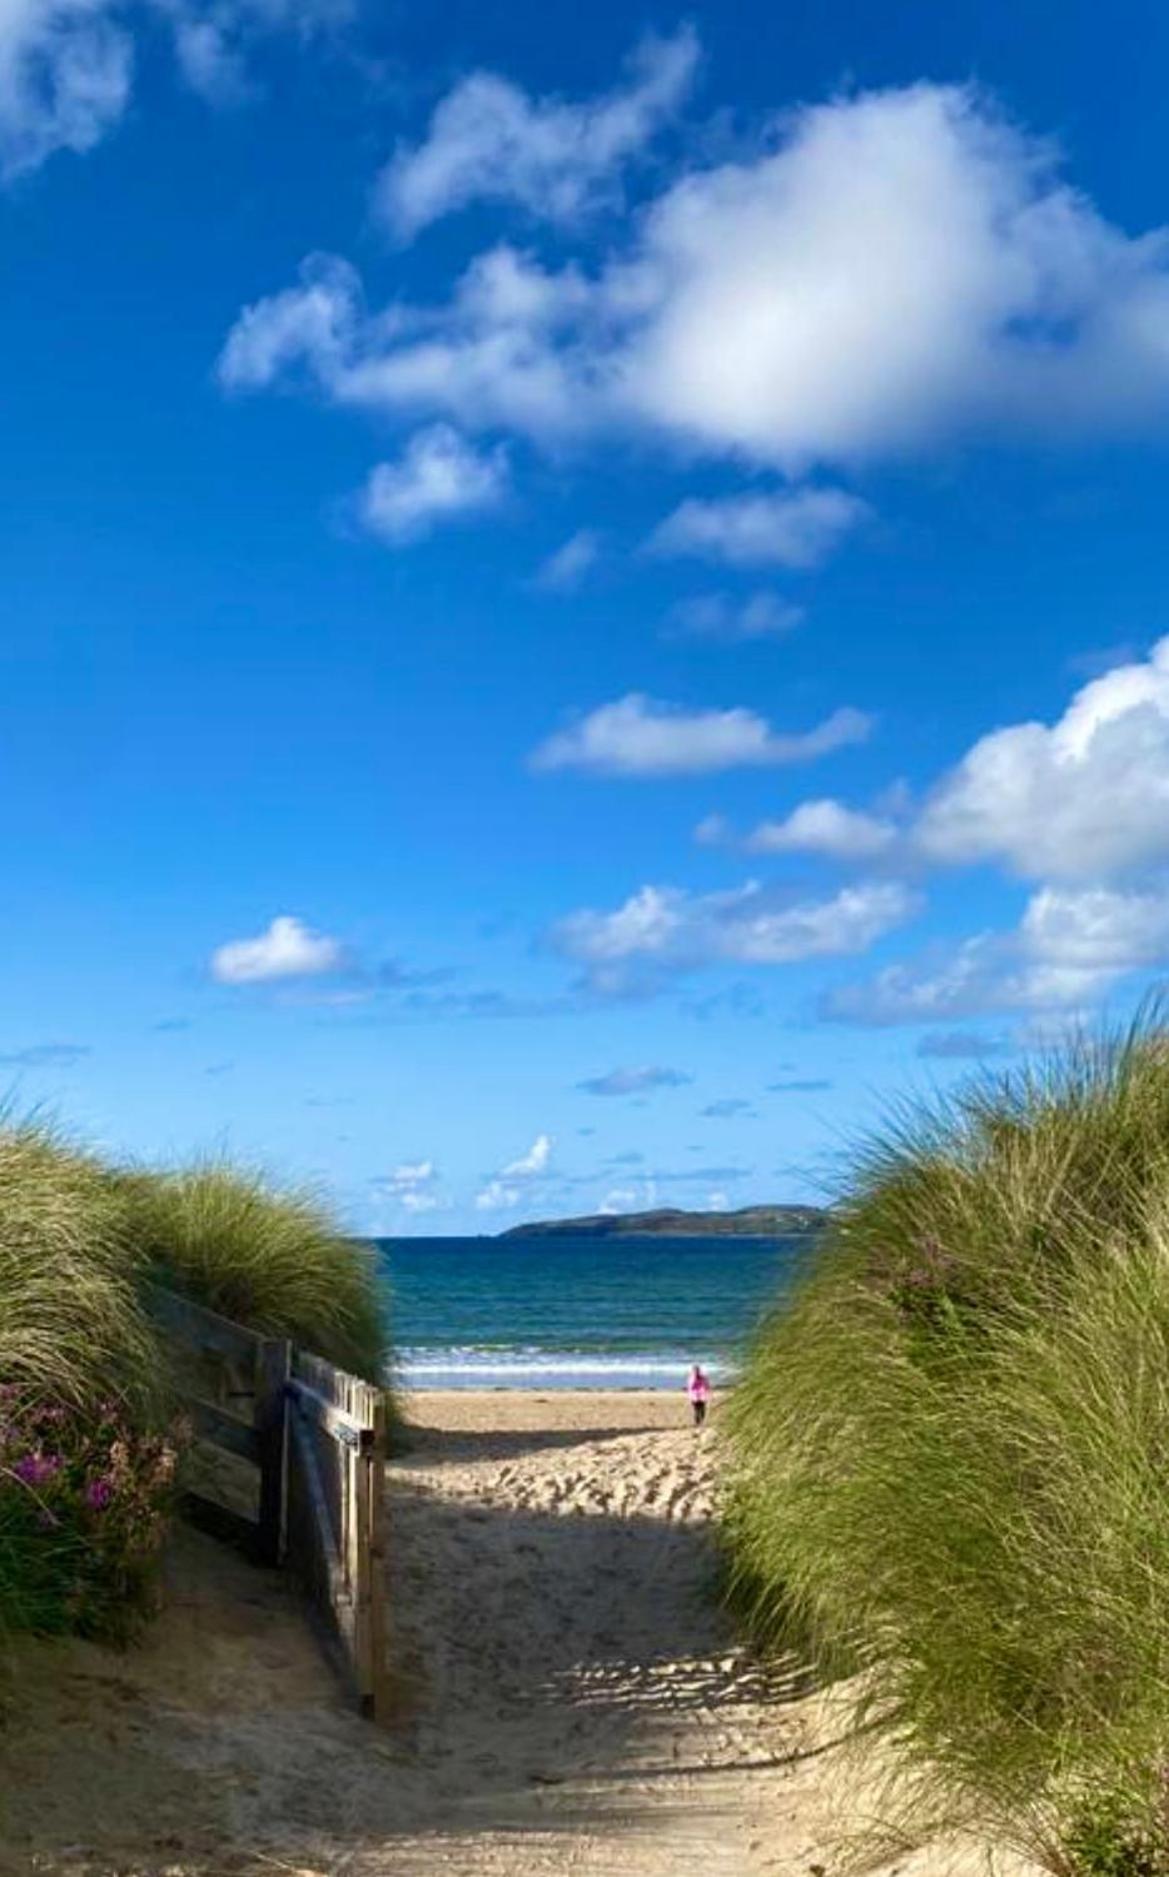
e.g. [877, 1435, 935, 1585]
[373, 1233, 817, 1390]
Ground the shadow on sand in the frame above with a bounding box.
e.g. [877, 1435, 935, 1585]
[0, 1452, 821, 1876]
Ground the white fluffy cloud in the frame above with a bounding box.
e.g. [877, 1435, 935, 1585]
[359, 424, 508, 543]
[0, 0, 344, 178]
[649, 488, 869, 568]
[553, 878, 916, 992]
[502, 1132, 552, 1177]
[741, 798, 899, 861]
[211, 914, 347, 984]
[825, 883, 1169, 1025]
[377, 26, 698, 239]
[916, 638, 1169, 880]
[222, 79, 1169, 468]
[746, 640, 1169, 885]
[530, 694, 872, 778]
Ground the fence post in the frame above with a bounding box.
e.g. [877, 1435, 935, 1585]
[255, 1338, 291, 1567]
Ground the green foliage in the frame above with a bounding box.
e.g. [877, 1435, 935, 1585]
[0, 1114, 392, 1650]
[724, 1010, 1169, 1869]
[113, 1159, 389, 1382]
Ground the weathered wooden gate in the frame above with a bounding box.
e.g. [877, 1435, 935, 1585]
[286, 1350, 388, 1719]
[146, 1285, 389, 1721]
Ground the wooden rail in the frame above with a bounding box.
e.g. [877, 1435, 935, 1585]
[145, 1286, 389, 1719]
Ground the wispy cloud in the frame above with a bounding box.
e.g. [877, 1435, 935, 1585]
[667, 591, 805, 642]
[0, 1043, 90, 1068]
[699, 1097, 755, 1118]
[375, 27, 698, 238]
[530, 694, 872, 778]
[533, 529, 601, 591]
[916, 1031, 1016, 1059]
[577, 1065, 692, 1097]
[649, 488, 870, 568]
[0, 0, 347, 182]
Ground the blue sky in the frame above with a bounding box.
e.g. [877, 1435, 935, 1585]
[3, 0, 1169, 1232]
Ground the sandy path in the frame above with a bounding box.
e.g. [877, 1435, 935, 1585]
[0, 1391, 1037, 1877]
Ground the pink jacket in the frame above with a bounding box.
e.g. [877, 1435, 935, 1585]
[687, 1372, 712, 1403]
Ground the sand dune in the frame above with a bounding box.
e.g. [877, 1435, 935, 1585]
[0, 1391, 1038, 1876]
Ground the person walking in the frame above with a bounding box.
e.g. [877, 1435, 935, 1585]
[686, 1363, 712, 1427]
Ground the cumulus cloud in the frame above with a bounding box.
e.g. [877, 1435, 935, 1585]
[649, 488, 869, 568]
[210, 914, 346, 985]
[916, 638, 1169, 880]
[530, 694, 872, 778]
[553, 878, 917, 993]
[667, 591, 805, 641]
[359, 424, 508, 543]
[534, 528, 600, 591]
[221, 78, 1169, 471]
[824, 882, 1169, 1024]
[577, 1065, 692, 1096]
[376, 26, 698, 239]
[742, 798, 899, 860]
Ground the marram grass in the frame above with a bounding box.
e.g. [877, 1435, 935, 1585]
[725, 1013, 1169, 1874]
[0, 1118, 391, 1649]
[111, 1158, 389, 1383]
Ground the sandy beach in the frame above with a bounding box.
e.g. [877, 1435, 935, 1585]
[0, 1390, 1037, 1876]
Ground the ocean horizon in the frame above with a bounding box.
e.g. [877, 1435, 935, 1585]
[373, 1232, 817, 1390]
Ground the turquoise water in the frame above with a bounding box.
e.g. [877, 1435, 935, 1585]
[373, 1233, 815, 1389]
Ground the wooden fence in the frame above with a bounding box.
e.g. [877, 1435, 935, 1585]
[146, 1285, 389, 1721]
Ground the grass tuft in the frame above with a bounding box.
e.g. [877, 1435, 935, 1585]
[725, 1007, 1169, 1871]
[111, 1158, 390, 1383]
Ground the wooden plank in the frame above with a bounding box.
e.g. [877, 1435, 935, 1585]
[366, 1401, 389, 1724]
[255, 1338, 291, 1569]
[145, 1284, 262, 1366]
[289, 1396, 345, 1583]
[191, 1399, 261, 1465]
[180, 1490, 261, 1557]
[353, 1439, 372, 1705]
[286, 1377, 367, 1448]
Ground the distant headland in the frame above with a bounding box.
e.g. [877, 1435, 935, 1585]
[500, 1204, 827, 1239]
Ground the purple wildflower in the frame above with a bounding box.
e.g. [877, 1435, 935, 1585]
[12, 1453, 62, 1487]
[84, 1476, 114, 1511]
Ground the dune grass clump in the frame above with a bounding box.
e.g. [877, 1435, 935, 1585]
[0, 1118, 175, 1644]
[114, 1160, 389, 1383]
[725, 1015, 1169, 1874]
[0, 1119, 157, 1412]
